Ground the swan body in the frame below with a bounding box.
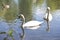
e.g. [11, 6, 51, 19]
[23, 21, 43, 30]
[44, 13, 52, 22]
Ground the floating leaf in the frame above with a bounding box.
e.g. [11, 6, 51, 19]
[8, 29, 13, 37]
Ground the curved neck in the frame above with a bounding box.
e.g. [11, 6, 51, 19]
[20, 14, 25, 39]
[46, 9, 50, 32]
[20, 14, 25, 24]
[47, 9, 50, 21]
[21, 15, 25, 36]
[22, 16, 25, 24]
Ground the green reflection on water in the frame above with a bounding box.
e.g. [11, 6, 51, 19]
[0, 0, 60, 22]
[0, 0, 18, 22]
[34, 0, 43, 6]
[19, 0, 33, 22]
[47, 0, 60, 10]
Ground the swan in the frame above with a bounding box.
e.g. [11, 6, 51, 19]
[18, 14, 44, 30]
[44, 7, 52, 31]
[44, 7, 52, 22]
[17, 14, 44, 39]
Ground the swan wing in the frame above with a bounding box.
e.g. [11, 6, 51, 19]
[23, 21, 43, 29]
[44, 13, 52, 21]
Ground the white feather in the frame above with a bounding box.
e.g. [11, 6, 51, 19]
[44, 13, 52, 22]
[23, 21, 43, 30]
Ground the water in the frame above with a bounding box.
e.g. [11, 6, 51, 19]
[0, 10, 60, 40]
[0, 0, 60, 40]
[26, 10, 60, 40]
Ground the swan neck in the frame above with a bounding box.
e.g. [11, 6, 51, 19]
[47, 9, 50, 14]
[20, 14, 25, 39]
[21, 14, 25, 24]
[47, 8, 50, 22]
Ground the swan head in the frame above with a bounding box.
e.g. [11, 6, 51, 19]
[47, 7, 50, 11]
[18, 14, 25, 19]
[17, 14, 25, 23]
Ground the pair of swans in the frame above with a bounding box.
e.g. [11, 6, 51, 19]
[18, 7, 52, 39]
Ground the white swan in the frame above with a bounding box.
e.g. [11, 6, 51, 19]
[44, 7, 53, 31]
[18, 14, 44, 30]
[44, 7, 52, 22]
[17, 14, 44, 40]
